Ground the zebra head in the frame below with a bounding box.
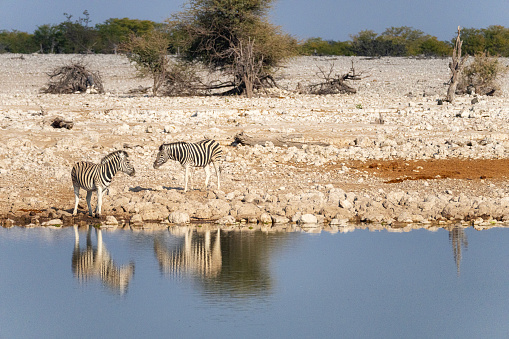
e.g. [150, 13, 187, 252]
[103, 150, 135, 176]
[119, 151, 136, 176]
[153, 144, 172, 169]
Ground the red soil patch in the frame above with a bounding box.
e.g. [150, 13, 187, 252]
[352, 159, 509, 183]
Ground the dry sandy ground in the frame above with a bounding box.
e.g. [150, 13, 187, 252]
[1, 54, 509, 227]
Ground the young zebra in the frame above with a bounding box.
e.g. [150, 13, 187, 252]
[71, 150, 135, 217]
[153, 139, 222, 192]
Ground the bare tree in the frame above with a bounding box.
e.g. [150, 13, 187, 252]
[305, 61, 363, 95]
[446, 26, 468, 103]
[42, 61, 104, 94]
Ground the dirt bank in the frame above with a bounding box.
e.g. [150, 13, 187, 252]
[1, 54, 509, 228]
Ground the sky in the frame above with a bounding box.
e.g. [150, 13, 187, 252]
[1, 0, 508, 42]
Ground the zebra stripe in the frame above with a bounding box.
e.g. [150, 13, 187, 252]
[72, 150, 135, 217]
[153, 139, 222, 192]
[73, 226, 134, 295]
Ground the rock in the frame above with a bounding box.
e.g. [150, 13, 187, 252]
[104, 215, 118, 226]
[259, 212, 272, 224]
[130, 214, 143, 225]
[271, 215, 290, 224]
[42, 219, 63, 227]
[236, 203, 260, 219]
[194, 208, 213, 219]
[339, 198, 353, 209]
[330, 218, 348, 226]
[168, 211, 190, 224]
[139, 204, 169, 221]
[216, 216, 236, 225]
[297, 213, 318, 224]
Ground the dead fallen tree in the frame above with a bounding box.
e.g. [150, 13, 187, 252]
[233, 131, 329, 148]
[50, 117, 74, 129]
[42, 62, 104, 94]
[302, 61, 363, 95]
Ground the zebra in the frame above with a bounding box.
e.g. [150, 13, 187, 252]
[73, 225, 135, 295]
[153, 139, 222, 192]
[71, 150, 135, 217]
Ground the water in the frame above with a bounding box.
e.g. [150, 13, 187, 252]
[1, 224, 508, 339]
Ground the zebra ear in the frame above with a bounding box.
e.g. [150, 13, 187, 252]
[158, 144, 163, 151]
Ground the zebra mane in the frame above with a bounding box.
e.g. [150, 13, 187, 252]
[160, 141, 186, 151]
[101, 150, 128, 164]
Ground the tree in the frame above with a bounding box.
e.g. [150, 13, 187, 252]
[96, 18, 157, 54]
[483, 25, 509, 56]
[167, 0, 297, 97]
[0, 30, 37, 53]
[33, 24, 60, 53]
[457, 52, 507, 96]
[418, 37, 451, 57]
[120, 30, 170, 95]
[461, 28, 486, 55]
[57, 11, 98, 53]
[299, 38, 353, 56]
[446, 27, 468, 103]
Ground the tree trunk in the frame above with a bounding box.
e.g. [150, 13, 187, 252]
[446, 27, 468, 103]
[234, 131, 330, 148]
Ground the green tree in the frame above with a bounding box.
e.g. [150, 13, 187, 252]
[380, 26, 429, 55]
[461, 28, 486, 55]
[96, 18, 157, 53]
[483, 25, 509, 56]
[168, 0, 297, 97]
[417, 36, 452, 56]
[350, 30, 378, 56]
[33, 24, 61, 53]
[120, 30, 170, 95]
[0, 30, 37, 53]
[57, 11, 98, 53]
[299, 38, 352, 55]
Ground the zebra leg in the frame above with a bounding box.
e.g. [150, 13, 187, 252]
[96, 187, 103, 218]
[184, 165, 190, 192]
[86, 191, 94, 217]
[204, 164, 211, 189]
[213, 161, 220, 190]
[73, 185, 80, 216]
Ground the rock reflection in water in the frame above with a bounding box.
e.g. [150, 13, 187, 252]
[72, 226, 135, 295]
[154, 226, 289, 298]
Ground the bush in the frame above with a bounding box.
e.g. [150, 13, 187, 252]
[457, 52, 507, 96]
[42, 62, 104, 94]
[161, 61, 204, 96]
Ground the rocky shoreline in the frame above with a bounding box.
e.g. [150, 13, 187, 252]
[1, 54, 509, 229]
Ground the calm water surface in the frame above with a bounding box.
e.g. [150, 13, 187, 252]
[0, 224, 508, 339]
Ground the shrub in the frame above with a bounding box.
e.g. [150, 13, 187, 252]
[457, 52, 507, 96]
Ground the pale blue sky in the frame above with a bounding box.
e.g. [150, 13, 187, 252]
[1, 0, 508, 41]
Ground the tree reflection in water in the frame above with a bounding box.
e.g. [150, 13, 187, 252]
[154, 226, 292, 298]
[448, 224, 468, 276]
[72, 225, 135, 295]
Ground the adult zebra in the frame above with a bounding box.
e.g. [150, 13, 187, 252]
[71, 150, 135, 217]
[153, 139, 222, 192]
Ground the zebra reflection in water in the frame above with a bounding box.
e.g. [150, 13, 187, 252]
[154, 227, 222, 279]
[72, 226, 135, 295]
